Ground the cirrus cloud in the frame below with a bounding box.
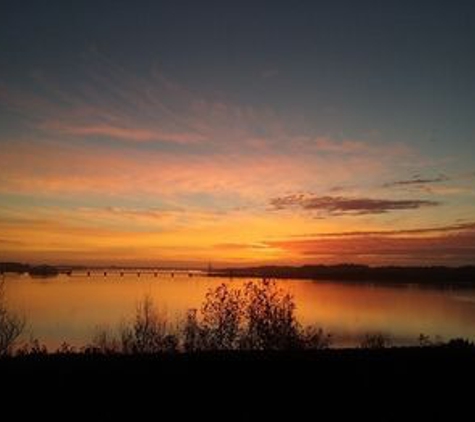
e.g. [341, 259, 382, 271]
[42, 122, 207, 144]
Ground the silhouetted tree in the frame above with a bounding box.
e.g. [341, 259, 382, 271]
[184, 280, 331, 351]
[199, 283, 244, 350]
[240, 280, 301, 350]
[0, 282, 25, 356]
[120, 295, 178, 353]
[445, 338, 474, 349]
[418, 333, 432, 347]
[183, 309, 201, 352]
[88, 295, 178, 354]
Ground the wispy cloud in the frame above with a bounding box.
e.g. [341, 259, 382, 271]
[313, 137, 369, 154]
[0, 139, 325, 198]
[0, 238, 23, 246]
[43, 122, 207, 144]
[213, 242, 269, 250]
[384, 174, 450, 188]
[1, 52, 421, 162]
[269, 194, 439, 216]
[289, 222, 475, 238]
[0, 133, 408, 203]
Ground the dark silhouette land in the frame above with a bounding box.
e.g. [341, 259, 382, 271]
[1, 346, 474, 421]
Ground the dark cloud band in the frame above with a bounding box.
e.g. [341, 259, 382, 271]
[270, 194, 439, 215]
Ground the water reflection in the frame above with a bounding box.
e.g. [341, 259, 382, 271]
[4, 272, 475, 349]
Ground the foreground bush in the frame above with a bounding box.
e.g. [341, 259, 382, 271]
[184, 280, 330, 351]
[89, 280, 331, 353]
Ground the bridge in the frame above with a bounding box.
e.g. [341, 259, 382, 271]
[61, 268, 207, 278]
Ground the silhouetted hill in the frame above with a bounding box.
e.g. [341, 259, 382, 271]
[212, 264, 475, 286]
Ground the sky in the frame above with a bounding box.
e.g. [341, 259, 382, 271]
[1, 0, 475, 266]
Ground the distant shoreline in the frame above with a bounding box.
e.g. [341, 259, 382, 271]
[3, 262, 475, 287]
[210, 264, 475, 287]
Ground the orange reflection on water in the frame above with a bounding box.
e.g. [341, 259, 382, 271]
[292, 281, 475, 346]
[4, 273, 475, 349]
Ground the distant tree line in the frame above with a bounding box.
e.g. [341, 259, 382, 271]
[211, 264, 475, 286]
[1, 262, 58, 276]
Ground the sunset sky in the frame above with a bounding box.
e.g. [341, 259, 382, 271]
[1, 1, 475, 266]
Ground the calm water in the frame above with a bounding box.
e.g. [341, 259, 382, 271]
[4, 272, 475, 349]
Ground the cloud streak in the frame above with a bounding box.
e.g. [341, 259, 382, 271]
[384, 174, 450, 188]
[43, 122, 207, 144]
[270, 194, 439, 216]
[266, 226, 475, 265]
[289, 222, 475, 238]
[313, 137, 369, 154]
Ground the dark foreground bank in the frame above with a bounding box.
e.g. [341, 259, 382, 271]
[1, 346, 474, 421]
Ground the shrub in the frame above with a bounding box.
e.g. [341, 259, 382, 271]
[418, 333, 432, 347]
[360, 333, 391, 349]
[240, 280, 301, 350]
[88, 295, 178, 354]
[200, 283, 244, 350]
[445, 338, 474, 349]
[15, 338, 48, 356]
[0, 282, 25, 356]
[184, 280, 331, 351]
[120, 295, 178, 354]
[88, 328, 121, 354]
